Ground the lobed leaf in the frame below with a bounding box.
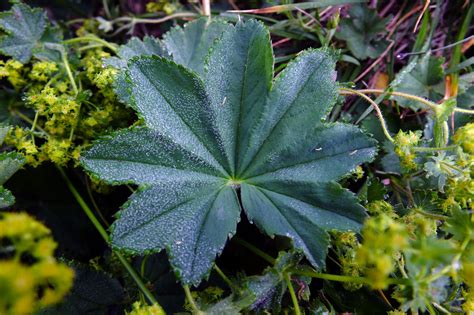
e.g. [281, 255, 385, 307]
[82, 19, 377, 285]
[0, 2, 62, 63]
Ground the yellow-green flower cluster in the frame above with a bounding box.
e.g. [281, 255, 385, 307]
[433, 149, 474, 212]
[356, 210, 409, 289]
[4, 48, 132, 167]
[0, 212, 74, 315]
[393, 130, 421, 170]
[454, 122, 474, 154]
[146, 0, 179, 15]
[29, 61, 58, 82]
[401, 211, 437, 238]
[0, 59, 27, 89]
[332, 231, 363, 291]
[6, 126, 78, 166]
[127, 301, 165, 315]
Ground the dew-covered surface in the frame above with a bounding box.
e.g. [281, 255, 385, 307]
[81, 127, 224, 184]
[0, 2, 48, 63]
[82, 19, 378, 285]
[0, 151, 25, 185]
[105, 36, 165, 105]
[238, 49, 338, 174]
[126, 56, 230, 174]
[119, 36, 165, 60]
[111, 181, 240, 285]
[204, 19, 273, 176]
[163, 18, 230, 76]
[241, 182, 361, 268]
[0, 126, 10, 145]
[244, 123, 377, 181]
[247, 272, 283, 311]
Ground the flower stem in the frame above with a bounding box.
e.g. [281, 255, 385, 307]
[213, 265, 235, 290]
[63, 36, 118, 53]
[355, 89, 474, 115]
[339, 88, 394, 142]
[412, 207, 448, 220]
[183, 285, 204, 314]
[60, 49, 78, 96]
[413, 145, 457, 152]
[56, 166, 158, 305]
[284, 273, 301, 315]
[232, 237, 275, 264]
[290, 267, 411, 286]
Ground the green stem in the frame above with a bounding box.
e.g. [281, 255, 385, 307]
[12, 110, 48, 136]
[60, 49, 79, 96]
[183, 285, 204, 314]
[213, 265, 235, 290]
[339, 88, 394, 143]
[56, 166, 158, 305]
[63, 36, 118, 53]
[290, 268, 411, 286]
[232, 237, 275, 264]
[412, 207, 448, 220]
[413, 145, 457, 152]
[30, 111, 40, 144]
[356, 89, 474, 115]
[127, 12, 199, 25]
[284, 273, 301, 315]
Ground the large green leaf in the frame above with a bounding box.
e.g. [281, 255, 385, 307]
[0, 2, 62, 63]
[82, 19, 377, 285]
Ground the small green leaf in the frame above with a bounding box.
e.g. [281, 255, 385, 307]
[444, 207, 474, 242]
[0, 2, 62, 63]
[335, 4, 389, 60]
[392, 53, 444, 110]
[203, 251, 303, 314]
[82, 19, 376, 285]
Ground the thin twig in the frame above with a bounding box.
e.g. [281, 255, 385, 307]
[339, 88, 394, 142]
[202, 0, 211, 16]
[413, 0, 430, 32]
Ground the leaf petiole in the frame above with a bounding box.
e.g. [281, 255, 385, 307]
[284, 273, 301, 315]
[56, 166, 158, 305]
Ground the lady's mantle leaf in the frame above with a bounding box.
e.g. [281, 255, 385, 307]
[82, 19, 377, 285]
[163, 18, 230, 76]
[0, 129, 25, 208]
[0, 2, 62, 63]
[107, 18, 229, 105]
[391, 53, 444, 110]
[335, 4, 389, 60]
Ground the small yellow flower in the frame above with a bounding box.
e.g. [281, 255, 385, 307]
[127, 301, 165, 315]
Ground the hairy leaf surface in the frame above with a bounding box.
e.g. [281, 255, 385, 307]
[82, 19, 377, 285]
[0, 2, 62, 63]
[164, 18, 230, 76]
